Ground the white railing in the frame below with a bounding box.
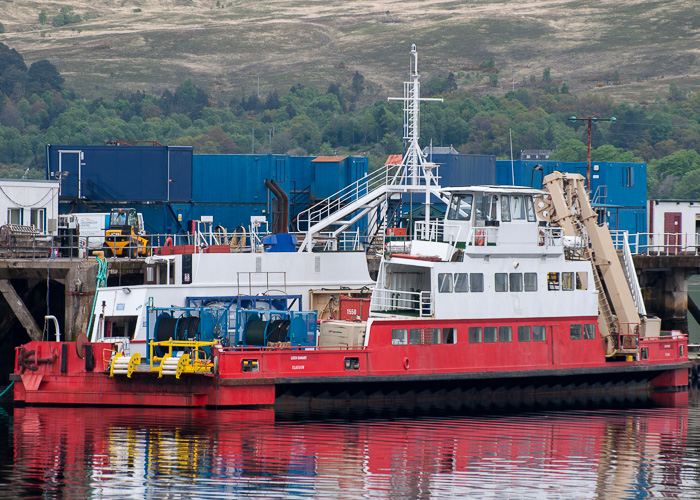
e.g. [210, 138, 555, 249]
[370, 289, 433, 317]
[611, 231, 647, 315]
[414, 220, 461, 245]
[296, 162, 402, 232]
[615, 231, 700, 256]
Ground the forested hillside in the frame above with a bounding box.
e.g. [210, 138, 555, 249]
[1, 41, 699, 199]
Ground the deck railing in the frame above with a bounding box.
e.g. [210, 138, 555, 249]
[370, 289, 433, 317]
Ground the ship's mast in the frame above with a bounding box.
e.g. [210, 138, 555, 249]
[388, 44, 443, 236]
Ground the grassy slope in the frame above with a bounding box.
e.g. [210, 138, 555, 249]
[1, 0, 699, 103]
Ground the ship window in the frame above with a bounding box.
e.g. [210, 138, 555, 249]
[484, 326, 497, 343]
[499, 326, 512, 342]
[524, 273, 537, 291]
[447, 194, 473, 220]
[525, 196, 536, 222]
[469, 327, 483, 343]
[570, 324, 583, 340]
[104, 316, 138, 339]
[510, 196, 527, 220]
[427, 328, 441, 345]
[454, 273, 469, 292]
[509, 273, 523, 292]
[443, 328, 457, 344]
[583, 323, 596, 339]
[392, 328, 407, 345]
[438, 273, 453, 293]
[576, 272, 588, 290]
[547, 272, 560, 290]
[470, 273, 484, 292]
[518, 325, 531, 342]
[562, 272, 574, 291]
[501, 195, 511, 222]
[533, 325, 546, 342]
[409, 328, 423, 345]
[475, 195, 496, 222]
[495, 273, 508, 292]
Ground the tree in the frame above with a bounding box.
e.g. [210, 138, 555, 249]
[446, 72, 458, 92]
[489, 73, 499, 87]
[39, 10, 48, 25]
[351, 71, 364, 101]
[0, 23, 5, 34]
[549, 139, 587, 161]
[542, 67, 551, 84]
[26, 60, 64, 95]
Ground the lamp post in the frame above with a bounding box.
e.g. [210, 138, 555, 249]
[569, 115, 616, 191]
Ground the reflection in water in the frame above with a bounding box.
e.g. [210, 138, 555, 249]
[1, 393, 698, 499]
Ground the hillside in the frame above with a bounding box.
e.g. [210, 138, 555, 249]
[1, 0, 698, 102]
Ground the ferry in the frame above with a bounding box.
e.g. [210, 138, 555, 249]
[10, 46, 689, 407]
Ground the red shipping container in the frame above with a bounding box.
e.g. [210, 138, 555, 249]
[339, 295, 371, 321]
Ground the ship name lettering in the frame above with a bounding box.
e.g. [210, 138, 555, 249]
[291, 355, 307, 360]
[292, 365, 305, 370]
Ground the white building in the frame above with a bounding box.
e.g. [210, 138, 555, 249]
[0, 179, 59, 234]
[648, 199, 700, 253]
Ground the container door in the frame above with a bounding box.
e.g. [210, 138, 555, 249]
[56, 150, 83, 198]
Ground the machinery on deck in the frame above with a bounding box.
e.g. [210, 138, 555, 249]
[536, 171, 660, 359]
[103, 208, 150, 258]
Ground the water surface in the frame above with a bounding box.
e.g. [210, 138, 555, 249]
[1, 390, 698, 499]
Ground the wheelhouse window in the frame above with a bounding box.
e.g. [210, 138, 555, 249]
[447, 194, 473, 220]
[470, 273, 484, 292]
[454, 273, 469, 292]
[438, 273, 453, 293]
[509, 273, 523, 292]
[484, 326, 497, 343]
[518, 326, 531, 342]
[583, 323, 596, 339]
[570, 324, 583, 340]
[469, 327, 483, 343]
[547, 272, 560, 291]
[392, 328, 407, 345]
[501, 196, 511, 222]
[475, 195, 497, 222]
[524, 273, 537, 291]
[533, 325, 546, 342]
[499, 326, 512, 342]
[495, 273, 508, 292]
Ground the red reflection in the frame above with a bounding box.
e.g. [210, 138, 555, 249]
[10, 404, 689, 499]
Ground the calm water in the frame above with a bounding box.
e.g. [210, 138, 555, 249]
[1, 389, 700, 499]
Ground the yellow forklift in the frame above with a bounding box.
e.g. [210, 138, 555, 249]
[103, 208, 150, 258]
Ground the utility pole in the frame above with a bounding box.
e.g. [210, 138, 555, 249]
[569, 115, 616, 191]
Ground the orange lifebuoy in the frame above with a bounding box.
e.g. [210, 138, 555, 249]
[165, 237, 173, 247]
[538, 230, 545, 246]
[476, 230, 485, 246]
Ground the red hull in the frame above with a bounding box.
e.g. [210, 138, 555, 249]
[12, 317, 690, 407]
